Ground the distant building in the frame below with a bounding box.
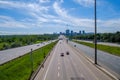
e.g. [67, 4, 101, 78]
[79, 30, 81, 35]
[82, 30, 85, 34]
[59, 29, 86, 36]
[66, 29, 70, 36]
[60, 32, 63, 35]
[71, 30, 73, 36]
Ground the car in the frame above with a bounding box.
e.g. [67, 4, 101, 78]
[66, 51, 69, 55]
[74, 45, 76, 47]
[37, 44, 39, 46]
[61, 53, 64, 57]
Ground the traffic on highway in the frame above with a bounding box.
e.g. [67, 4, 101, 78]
[34, 36, 115, 80]
[0, 0, 120, 79]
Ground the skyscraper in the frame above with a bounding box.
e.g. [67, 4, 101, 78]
[82, 30, 85, 34]
[79, 30, 81, 34]
[66, 29, 70, 36]
[71, 30, 73, 36]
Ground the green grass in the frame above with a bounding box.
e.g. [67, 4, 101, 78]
[0, 43, 4, 50]
[0, 42, 10, 50]
[35, 40, 44, 44]
[0, 41, 57, 80]
[73, 40, 120, 56]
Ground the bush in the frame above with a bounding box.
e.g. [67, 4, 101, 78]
[11, 42, 22, 48]
[3, 43, 10, 49]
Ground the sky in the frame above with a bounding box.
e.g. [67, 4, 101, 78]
[0, 0, 120, 34]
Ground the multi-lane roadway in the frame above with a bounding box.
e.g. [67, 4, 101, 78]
[0, 40, 55, 65]
[34, 40, 113, 80]
[69, 41, 120, 79]
[76, 40, 120, 47]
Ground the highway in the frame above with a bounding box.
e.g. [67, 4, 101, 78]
[34, 40, 113, 80]
[76, 40, 120, 47]
[69, 41, 120, 79]
[0, 40, 55, 65]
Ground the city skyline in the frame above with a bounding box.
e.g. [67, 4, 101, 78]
[58, 29, 86, 35]
[0, 0, 120, 34]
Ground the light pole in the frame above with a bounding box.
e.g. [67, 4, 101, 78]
[94, 0, 97, 64]
[30, 49, 33, 73]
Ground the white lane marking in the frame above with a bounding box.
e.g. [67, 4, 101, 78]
[58, 66, 60, 70]
[65, 43, 98, 80]
[81, 74, 84, 78]
[72, 51, 99, 80]
[58, 62, 60, 65]
[58, 72, 60, 77]
[43, 44, 58, 80]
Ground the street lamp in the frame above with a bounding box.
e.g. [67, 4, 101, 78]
[94, 0, 97, 64]
[30, 49, 33, 73]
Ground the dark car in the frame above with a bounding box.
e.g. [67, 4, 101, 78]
[66, 51, 69, 55]
[37, 44, 39, 46]
[61, 53, 64, 57]
[74, 45, 76, 47]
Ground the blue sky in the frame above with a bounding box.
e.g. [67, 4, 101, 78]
[0, 0, 120, 34]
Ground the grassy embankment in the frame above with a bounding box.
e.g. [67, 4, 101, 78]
[0, 41, 57, 80]
[73, 40, 120, 56]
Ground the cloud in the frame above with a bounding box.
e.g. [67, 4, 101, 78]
[0, 0, 100, 29]
[53, 1, 94, 27]
[39, 0, 50, 3]
[0, 15, 28, 28]
[0, 1, 55, 28]
[0, 1, 49, 12]
[98, 19, 120, 28]
[53, 2, 68, 18]
[73, 0, 94, 7]
[53, 1, 120, 32]
[0, 30, 27, 35]
[0, 0, 119, 33]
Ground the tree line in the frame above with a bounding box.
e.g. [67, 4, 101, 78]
[0, 34, 58, 50]
[70, 31, 120, 43]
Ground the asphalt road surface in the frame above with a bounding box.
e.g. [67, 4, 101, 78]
[69, 41, 120, 79]
[77, 40, 120, 47]
[0, 40, 56, 65]
[34, 40, 113, 80]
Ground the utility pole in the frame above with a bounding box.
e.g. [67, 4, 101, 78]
[30, 49, 33, 73]
[94, 0, 97, 64]
[44, 52, 46, 58]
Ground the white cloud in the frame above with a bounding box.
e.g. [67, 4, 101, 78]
[0, 1, 27, 9]
[53, 2, 68, 18]
[98, 19, 120, 28]
[0, 15, 45, 29]
[0, 0, 94, 29]
[39, 0, 50, 3]
[74, 0, 94, 7]
[0, 1, 54, 28]
[53, 1, 94, 27]
[0, 1, 49, 12]
[53, 1, 120, 32]
[0, 16, 28, 28]
[0, 0, 119, 33]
